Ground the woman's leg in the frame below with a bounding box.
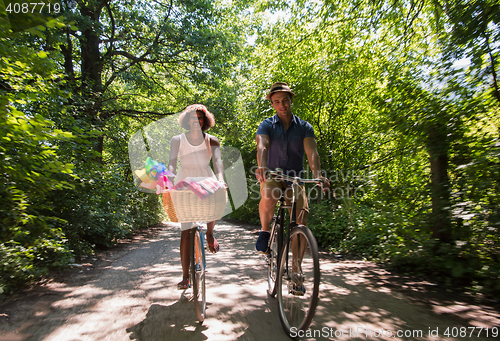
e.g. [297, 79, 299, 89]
[180, 229, 191, 281]
[206, 220, 219, 253]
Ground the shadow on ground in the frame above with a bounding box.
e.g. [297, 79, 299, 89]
[127, 299, 208, 341]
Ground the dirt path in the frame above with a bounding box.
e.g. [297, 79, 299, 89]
[1, 221, 499, 341]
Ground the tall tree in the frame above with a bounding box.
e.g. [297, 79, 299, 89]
[437, 0, 500, 105]
[52, 0, 247, 162]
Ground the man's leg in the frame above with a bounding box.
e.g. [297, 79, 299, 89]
[256, 180, 281, 252]
[296, 184, 309, 226]
[287, 185, 310, 295]
[259, 185, 280, 231]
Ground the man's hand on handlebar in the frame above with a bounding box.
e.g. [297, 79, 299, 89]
[255, 166, 269, 183]
[318, 176, 330, 192]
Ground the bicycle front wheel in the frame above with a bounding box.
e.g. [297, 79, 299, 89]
[277, 225, 320, 336]
[190, 227, 206, 322]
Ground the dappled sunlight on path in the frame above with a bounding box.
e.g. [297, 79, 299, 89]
[311, 261, 499, 340]
[1, 221, 498, 341]
[127, 222, 291, 341]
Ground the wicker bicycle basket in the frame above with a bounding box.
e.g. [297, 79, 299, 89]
[163, 187, 227, 223]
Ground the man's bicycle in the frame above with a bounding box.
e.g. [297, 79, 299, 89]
[264, 168, 322, 336]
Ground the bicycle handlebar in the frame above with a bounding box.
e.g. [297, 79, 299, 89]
[266, 168, 324, 187]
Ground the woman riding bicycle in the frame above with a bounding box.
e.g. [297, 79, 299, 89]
[167, 104, 225, 290]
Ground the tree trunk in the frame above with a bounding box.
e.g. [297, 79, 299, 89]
[427, 125, 452, 243]
[60, 27, 75, 89]
[79, 2, 106, 163]
[80, 3, 103, 93]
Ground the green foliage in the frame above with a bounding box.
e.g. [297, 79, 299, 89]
[226, 178, 261, 226]
[439, 0, 500, 103]
[307, 200, 346, 250]
[1, 0, 499, 300]
[232, 0, 500, 299]
[0, 244, 37, 295]
[0, 13, 167, 294]
[50, 167, 163, 255]
[0, 21, 76, 294]
[308, 198, 408, 259]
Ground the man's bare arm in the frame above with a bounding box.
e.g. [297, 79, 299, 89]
[256, 134, 270, 183]
[210, 136, 224, 182]
[304, 137, 330, 188]
[168, 135, 181, 176]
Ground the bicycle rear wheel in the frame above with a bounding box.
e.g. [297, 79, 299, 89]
[277, 225, 320, 336]
[190, 227, 206, 322]
[267, 218, 280, 296]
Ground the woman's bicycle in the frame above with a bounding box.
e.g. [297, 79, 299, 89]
[264, 168, 322, 336]
[164, 186, 227, 323]
[190, 223, 207, 322]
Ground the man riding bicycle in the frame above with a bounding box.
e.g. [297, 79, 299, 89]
[255, 82, 330, 253]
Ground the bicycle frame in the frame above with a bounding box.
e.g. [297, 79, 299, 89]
[264, 168, 323, 335]
[268, 168, 323, 282]
[193, 224, 206, 272]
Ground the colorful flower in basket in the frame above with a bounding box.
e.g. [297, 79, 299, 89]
[135, 157, 175, 194]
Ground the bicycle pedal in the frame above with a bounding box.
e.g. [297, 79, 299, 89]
[290, 284, 306, 296]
